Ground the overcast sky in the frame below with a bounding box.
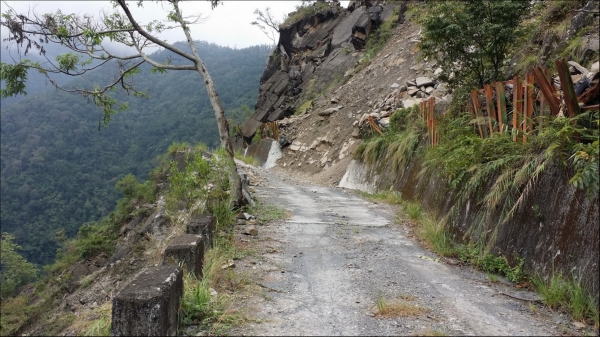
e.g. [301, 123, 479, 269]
[1, 1, 350, 51]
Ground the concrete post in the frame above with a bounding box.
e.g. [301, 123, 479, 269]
[163, 234, 204, 279]
[111, 266, 183, 336]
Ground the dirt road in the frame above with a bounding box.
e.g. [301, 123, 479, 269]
[233, 164, 572, 336]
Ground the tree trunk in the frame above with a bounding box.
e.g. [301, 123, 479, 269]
[194, 62, 245, 208]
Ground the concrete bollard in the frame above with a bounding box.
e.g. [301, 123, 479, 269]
[186, 214, 216, 249]
[111, 266, 183, 336]
[163, 234, 204, 279]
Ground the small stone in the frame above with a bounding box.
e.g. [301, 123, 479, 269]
[573, 322, 586, 330]
[221, 261, 235, 269]
[434, 67, 443, 76]
[379, 117, 390, 127]
[590, 61, 599, 72]
[330, 97, 339, 104]
[209, 288, 218, 297]
[237, 219, 247, 226]
[390, 83, 399, 88]
[244, 225, 258, 236]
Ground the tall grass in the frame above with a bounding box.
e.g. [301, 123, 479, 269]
[354, 105, 426, 179]
[532, 271, 598, 324]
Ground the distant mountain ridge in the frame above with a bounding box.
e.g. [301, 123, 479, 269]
[0, 41, 273, 265]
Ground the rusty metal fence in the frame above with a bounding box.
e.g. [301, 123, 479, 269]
[420, 58, 598, 146]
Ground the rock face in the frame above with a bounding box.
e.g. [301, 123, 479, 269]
[111, 266, 183, 336]
[242, 1, 399, 142]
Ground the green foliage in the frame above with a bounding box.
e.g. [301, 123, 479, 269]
[569, 137, 599, 199]
[354, 106, 426, 179]
[1, 43, 272, 266]
[247, 201, 289, 223]
[234, 149, 259, 166]
[403, 201, 422, 220]
[295, 99, 313, 115]
[415, 1, 529, 89]
[419, 215, 455, 257]
[0, 295, 29, 335]
[421, 111, 599, 250]
[283, 1, 331, 26]
[0, 233, 39, 299]
[455, 244, 524, 282]
[358, 190, 403, 205]
[532, 272, 598, 323]
[56, 53, 80, 72]
[359, 8, 399, 64]
[0, 62, 29, 98]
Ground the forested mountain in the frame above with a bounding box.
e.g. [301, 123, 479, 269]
[0, 41, 273, 265]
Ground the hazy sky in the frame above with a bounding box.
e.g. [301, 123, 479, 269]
[1, 1, 350, 50]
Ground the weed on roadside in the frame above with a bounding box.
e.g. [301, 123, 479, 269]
[375, 296, 429, 318]
[532, 272, 598, 325]
[359, 190, 403, 205]
[247, 202, 290, 223]
[234, 149, 259, 166]
[415, 328, 448, 336]
[403, 201, 422, 220]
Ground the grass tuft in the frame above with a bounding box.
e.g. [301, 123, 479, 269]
[375, 296, 430, 318]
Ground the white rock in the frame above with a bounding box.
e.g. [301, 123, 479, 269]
[391, 83, 400, 88]
[402, 98, 421, 109]
[434, 68, 443, 76]
[590, 61, 599, 72]
[379, 117, 390, 127]
[416, 76, 434, 87]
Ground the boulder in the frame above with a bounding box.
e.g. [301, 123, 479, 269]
[242, 117, 262, 139]
[319, 105, 343, 116]
[407, 89, 420, 96]
[568, 61, 589, 75]
[243, 225, 258, 236]
[402, 98, 421, 109]
[379, 117, 390, 128]
[351, 12, 371, 50]
[332, 8, 365, 48]
[415, 76, 434, 87]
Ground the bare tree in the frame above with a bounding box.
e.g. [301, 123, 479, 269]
[0, 0, 246, 207]
[251, 7, 280, 46]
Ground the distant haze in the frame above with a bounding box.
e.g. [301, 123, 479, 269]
[1, 1, 350, 54]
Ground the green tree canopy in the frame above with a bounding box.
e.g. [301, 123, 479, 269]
[1, 233, 38, 299]
[416, 0, 529, 90]
[0, 0, 245, 206]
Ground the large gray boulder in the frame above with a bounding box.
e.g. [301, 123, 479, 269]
[332, 7, 366, 48]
